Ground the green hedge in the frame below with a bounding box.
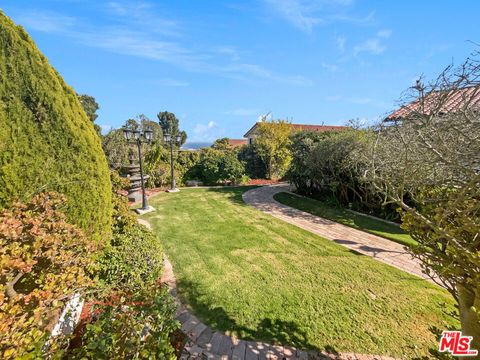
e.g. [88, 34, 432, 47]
[0, 12, 112, 238]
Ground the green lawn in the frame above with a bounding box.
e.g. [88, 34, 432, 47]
[273, 192, 416, 247]
[142, 187, 455, 358]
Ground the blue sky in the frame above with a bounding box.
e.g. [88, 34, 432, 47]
[2, 0, 479, 143]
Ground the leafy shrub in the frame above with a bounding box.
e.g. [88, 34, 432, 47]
[0, 192, 97, 358]
[145, 145, 201, 188]
[98, 224, 164, 291]
[75, 170, 179, 358]
[100, 171, 163, 291]
[286, 131, 327, 193]
[102, 129, 132, 170]
[186, 148, 246, 185]
[0, 12, 112, 239]
[287, 129, 400, 220]
[237, 144, 268, 179]
[86, 224, 178, 359]
[240, 174, 251, 185]
[72, 287, 178, 360]
[110, 171, 137, 233]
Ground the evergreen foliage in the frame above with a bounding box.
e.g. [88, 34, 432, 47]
[237, 143, 268, 179]
[254, 120, 293, 179]
[157, 111, 187, 146]
[186, 148, 246, 185]
[0, 12, 112, 238]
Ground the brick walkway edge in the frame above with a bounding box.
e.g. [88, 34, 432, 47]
[242, 185, 432, 283]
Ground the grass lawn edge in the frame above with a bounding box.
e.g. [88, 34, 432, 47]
[273, 191, 417, 248]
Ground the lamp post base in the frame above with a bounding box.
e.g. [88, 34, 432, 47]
[135, 205, 155, 215]
[166, 188, 180, 193]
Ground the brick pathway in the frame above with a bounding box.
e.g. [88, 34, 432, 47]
[137, 218, 398, 360]
[242, 185, 432, 283]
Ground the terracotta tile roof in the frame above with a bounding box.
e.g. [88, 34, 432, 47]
[243, 123, 349, 137]
[386, 86, 480, 121]
[227, 139, 248, 148]
[290, 124, 350, 132]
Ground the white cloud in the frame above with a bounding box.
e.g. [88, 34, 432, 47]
[106, 1, 152, 16]
[353, 28, 391, 56]
[353, 38, 384, 55]
[263, 0, 373, 34]
[376, 29, 392, 38]
[321, 62, 338, 71]
[155, 78, 189, 87]
[193, 121, 223, 142]
[335, 35, 346, 52]
[16, 11, 76, 33]
[221, 63, 314, 86]
[329, 10, 375, 24]
[216, 46, 241, 61]
[105, 1, 178, 36]
[264, 0, 323, 33]
[14, 5, 311, 87]
[226, 108, 260, 116]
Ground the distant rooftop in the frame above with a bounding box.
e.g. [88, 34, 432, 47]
[244, 123, 349, 138]
[385, 85, 480, 121]
[227, 139, 248, 148]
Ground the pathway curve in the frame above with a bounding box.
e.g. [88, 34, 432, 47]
[137, 218, 397, 360]
[242, 185, 431, 283]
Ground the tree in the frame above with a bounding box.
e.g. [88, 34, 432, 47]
[157, 111, 187, 146]
[77, 94, 99, 122]
[77, 93, 101, 135]
[212, 137, 230, 150]
[365, 54, 480, 350]
[254, 120, 293, 179]
[102, 116, 163, 170]
[102, 128, 132, 169]
[138, 114, 163, 144]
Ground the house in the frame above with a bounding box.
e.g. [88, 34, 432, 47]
[227, 139, 248, 148]
[385, 85, 480, 122]
[243, 123, 349, 144]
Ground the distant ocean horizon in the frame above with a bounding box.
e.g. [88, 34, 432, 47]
[181, 141, 212, 150]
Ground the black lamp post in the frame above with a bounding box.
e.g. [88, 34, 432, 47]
[123, 125, 153, 210]
[163, 133, 182, 191]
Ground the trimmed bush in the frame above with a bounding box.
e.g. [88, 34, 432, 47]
[237, 144, 268, 179]
[145, 146, 201, 188]
[71, 286, 179, 360]
[186, 148, 246, 185]
[0, 192, 98, 358]
[98, 224, 164, 291]
[0, 12, 112, 238]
